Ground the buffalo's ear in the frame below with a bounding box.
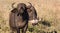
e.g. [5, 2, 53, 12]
[11, 8, 17, 13]
[26, 5, 32, 13]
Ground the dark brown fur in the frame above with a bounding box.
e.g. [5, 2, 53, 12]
[27, 6, 37, 20]
[9, 3, 38, 33]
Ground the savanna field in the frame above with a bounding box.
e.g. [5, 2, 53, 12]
[0, 0, 60, 33]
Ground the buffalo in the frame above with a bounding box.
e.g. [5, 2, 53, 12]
[9, 2, 39, 33]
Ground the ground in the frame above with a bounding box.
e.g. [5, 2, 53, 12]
[0, 0, 60, 33]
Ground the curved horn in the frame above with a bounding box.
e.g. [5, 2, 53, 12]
[12, 2, 15, 8]
[27, 2, 32, 9]
[28, 2, 32, 6]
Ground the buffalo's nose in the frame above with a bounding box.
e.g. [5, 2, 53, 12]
[29, 19, 39, 26]
[32, 19, 38, 26]
[32, 23, 38, 26]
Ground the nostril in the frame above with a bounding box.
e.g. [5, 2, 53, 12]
[32, 23, 38, 26]
[32, 23, 36, 26]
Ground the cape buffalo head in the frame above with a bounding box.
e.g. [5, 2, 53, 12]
[26, 2, 39, 26]
[11, 3, 27, 16]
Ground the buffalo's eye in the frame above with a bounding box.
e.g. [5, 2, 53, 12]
[21, 7, 23, 9]
[27, 9, 32, 13]
[21, 6, 25, 10]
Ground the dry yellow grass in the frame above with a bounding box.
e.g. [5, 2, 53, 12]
[0, 0, 60, 33]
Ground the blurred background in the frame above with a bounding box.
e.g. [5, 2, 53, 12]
[0, 0, 60, 33]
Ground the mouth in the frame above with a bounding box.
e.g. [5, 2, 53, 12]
[29, 19, 38, 26]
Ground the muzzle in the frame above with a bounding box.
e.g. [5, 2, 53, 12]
[29, 19, 39, 26]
